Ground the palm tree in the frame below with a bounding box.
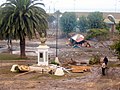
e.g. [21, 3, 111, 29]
[0, 0, 48, 58]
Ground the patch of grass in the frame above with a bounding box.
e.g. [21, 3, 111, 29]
[0, 53, 29, 60]
[0, 53, 20, 60]
[89, 54, 100, 65]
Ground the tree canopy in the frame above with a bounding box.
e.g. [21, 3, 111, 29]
[77, 16, 88, 33]
[0, 0, 48, 58]
[116, 21, 120, 33]
[110, 21, 120, 59]
[86, 29, 109, 41]
[87, 12, 105, 29]
[60, 12, 77, 37]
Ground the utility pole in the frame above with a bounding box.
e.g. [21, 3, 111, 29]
[56, 13, 58, 57]
[54, 10, 61, 65]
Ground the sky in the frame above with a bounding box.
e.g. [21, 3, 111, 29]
[43, 0, 120, 13]
[0, 0, 120, 13]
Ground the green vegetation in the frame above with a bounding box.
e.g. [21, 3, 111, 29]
[89, 54, 100, 65]
[86, 29, 109, 41]
[87, 12, 106, 29]
[110, 41, 120, 59]
[50, 60, 59, 66]
[116, 21, 120, 33]
[0, 53, 35, 60]
[77, 12, 107, 33]
[59, 11, 108, 37]
[47, 15, 56, 24]
[60, 12, 77, 37]
[0, 0, 48, 58]
[0, 53, 22, 60]
[77, 16, 88, 33]
[110, 21, 120, 60]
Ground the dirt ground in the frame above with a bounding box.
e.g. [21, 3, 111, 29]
[0, 62, 120, 90]
[0, 38, 120, 90]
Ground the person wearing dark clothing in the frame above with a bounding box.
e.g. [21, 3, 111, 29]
[103, 56, 108, 65]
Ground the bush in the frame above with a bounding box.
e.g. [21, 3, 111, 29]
[50, 60, 59, 66]
[89, 54, 100, 65]
[86, 29, 109, 41]
[110, 41, 120, 60]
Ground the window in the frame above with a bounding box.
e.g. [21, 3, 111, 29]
[39, 52, 43, 62]
[40, 53, 43, 58]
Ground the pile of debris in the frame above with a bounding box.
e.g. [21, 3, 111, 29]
[10, 59, 91, 76]
[67, 34, 91, 48]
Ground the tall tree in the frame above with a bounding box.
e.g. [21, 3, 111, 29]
[110, 21, 120, 59]
[60, 12, 77, 37]
[77, 16, 88, 33]
[0, 0, 48, 58]
[87, 12, 105, 29]
[86, 29, 109, 41]
[47, 15, 56, 29]
[116, 21, 120, 33]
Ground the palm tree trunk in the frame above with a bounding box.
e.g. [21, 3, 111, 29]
[20, 36, 26, 58]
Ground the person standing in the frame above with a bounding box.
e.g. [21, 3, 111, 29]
[101, 62, 106, 75]
[103, 56, 108, 65]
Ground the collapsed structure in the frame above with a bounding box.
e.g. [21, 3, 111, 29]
[67, 34, 91, 47]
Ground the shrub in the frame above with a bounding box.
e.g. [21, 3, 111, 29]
[50, 60, 59, 66]
[89, 54, 100, 65]
[86, 29, 109, 41]
[110, 41, 120, 60]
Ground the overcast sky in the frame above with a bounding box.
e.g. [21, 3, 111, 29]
[0, 0, 120, 13]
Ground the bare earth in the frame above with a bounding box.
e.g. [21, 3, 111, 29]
[0, 38, 120, 90]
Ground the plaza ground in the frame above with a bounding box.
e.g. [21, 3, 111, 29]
[0, 38, 120, 90]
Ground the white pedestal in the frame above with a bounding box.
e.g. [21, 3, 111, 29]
[37, 45, 49, 66]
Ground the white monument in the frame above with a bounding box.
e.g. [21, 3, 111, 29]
[37, 33, 49, 66]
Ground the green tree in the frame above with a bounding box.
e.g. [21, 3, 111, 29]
[86, 29, 109, 47]
[87, 12, 105, 29]
[77, 16, 88, 33]
[47, 15, 56, 23]
[53, 10, 62, 30]
[116, 21, 120, 33]
[60, 12, 77, 37]
[47, 15, 56, 29]
[0, 0, 48, 58]
[86, 29, 109, 41]
[110, 21, 120, 59]
[110, 41, 120, 59]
